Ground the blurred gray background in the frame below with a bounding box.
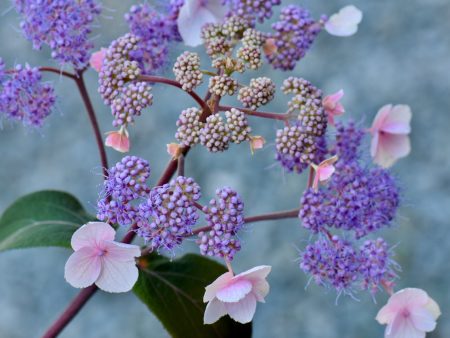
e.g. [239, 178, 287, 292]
[1, 0, 449, 337]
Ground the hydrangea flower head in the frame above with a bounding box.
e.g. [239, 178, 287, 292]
[369, 104, 412, 168]
[64, 222, 141, 293]
[14, 0, 101, 70]
[203, 265, 271, 324]
[376, 288, 440, 338]
[0, 64, 56, 128]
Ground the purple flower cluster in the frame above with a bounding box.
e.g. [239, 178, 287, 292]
[197, 187, 244, 261]
[300, 235, 397, 296]
[97, 156, 151, 226]
[266, 6, 325, 70]
[14, 0, 101, 70]
[125, 2, 183, 74]
[275, 123, 327, 174]
[331, 120, 366, 163]
[223, 0, 281, 25]
[136, 176, 201, 252]
[0, 64, 56, 128]
[300, 161, 399, 239]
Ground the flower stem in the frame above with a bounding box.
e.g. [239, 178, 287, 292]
[138, 75, 212, 116]
[74, 71, 109, 177]
[218, 105, 288, 121]
[177, 155, 185, 177]
[192, 208, 299, 235]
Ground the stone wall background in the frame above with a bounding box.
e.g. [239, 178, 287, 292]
[0, 0, 449, 337]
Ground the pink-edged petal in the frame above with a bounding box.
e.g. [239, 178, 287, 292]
[371, 104, 393, 133]
[251, 279, 270, 302]
[376, 302, 398, 325]
[386, 315, 424, 338]
[105, 131, 130, 153]
[388, 288, 430, 310]
[216, 278, 252, 303]
[318, 165, 335, 181]
[92, 241, 140, 293]
[204, 271, 234, 302]
[235, 265, 271, 282]
[64, 246, 102, 288]
[371, 132, 380, 158]
[177, 0, 223, 47]
[383, 105, 412, 126]
[89, 48, 106, 72]
[225, 293, 257, 324]
[409, 307, 437, 332]
[71, 222, 115, 251]
[381, 122, 411, 134]
[204, 298, 227, 324]
[374, 134, 411, 168]
[325, 5, 363, 37]
[425, 297, 441, 319]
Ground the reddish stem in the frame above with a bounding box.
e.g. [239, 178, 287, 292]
[218, 105, 288, 121]
[138, 75, 212, 116]
[192, 208, 299, 235]
[74, 72, 109, 177]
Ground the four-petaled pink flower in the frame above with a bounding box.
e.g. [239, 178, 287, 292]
[311, 155, 338, 192]
[376, 288, 441, 338]
[64, 222, 141, 293]
[105, 129, 130, 153]
[203, 265, 271, 324]
[177, 0, 227, 47]
[369, 104, 412, 168]
[325, 5, 363, 37]
[323, 90, 345, 125]
[89, 48, 106, 72]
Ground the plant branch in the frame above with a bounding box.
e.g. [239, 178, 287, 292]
[218, 105, 288, 121]
[192, 208, 300, 235]
[5, 66, 77, 80]
[74, 71, 109, 177]
[138, 75, 212, 116]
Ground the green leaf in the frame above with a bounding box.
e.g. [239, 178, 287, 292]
[134, 253, 252, 338]
[0, 190, 93, 251]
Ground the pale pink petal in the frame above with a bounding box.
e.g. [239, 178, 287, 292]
[225, 293, 257, 324]
[251, 279, 270, 302]
[387, 288, 430, 311]
[95, 242, 139, 293]
[216, 278, 252, 303]
[370, 132, 380, 158]
[89, 48, 106, 72]
[371, 104, 393, 133]
[387, 315, 424, 338]
[409, 307, 436, 332]
[376, 302, 398, 325]
[177, 0, 225, 47]
[204, 271, 234, 302]
[167, 143, 182, 159]
[381, 105, 412, 134]
[204, 297, 227, 324]
[374, 134, 411, 168]
[204, 0, 227, 20]
[263, 38, 277, 56]
[425, 298, 441, 319]
[105, 131, 130, 153]
[325, 5, 363, 37]
[250, 136, 266, 154]
[236, 265, 271, 282]
[64, 246, 102, 288]
[318, 165, 335, 182]
[71, 222, 115, 251]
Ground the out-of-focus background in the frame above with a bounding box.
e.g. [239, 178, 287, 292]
[0, 0, 449, 337]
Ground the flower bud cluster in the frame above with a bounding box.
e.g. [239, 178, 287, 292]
[173, 52, 203, 91]
[223, 0, 281, 25]
[175, 107, 204, 147]
[208, 75, 238, 97]
[137, 176, 201, 252]
[225, 109, 252, 144]
[13, 0, 101, 70]
[238, 77, 275, 109]
[97, 156, 151, 226]
[200, 114, 230, 152]
[197, 187, 245, 261]
[0, 64, 56, 128]
[266, 5, 324, 71]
